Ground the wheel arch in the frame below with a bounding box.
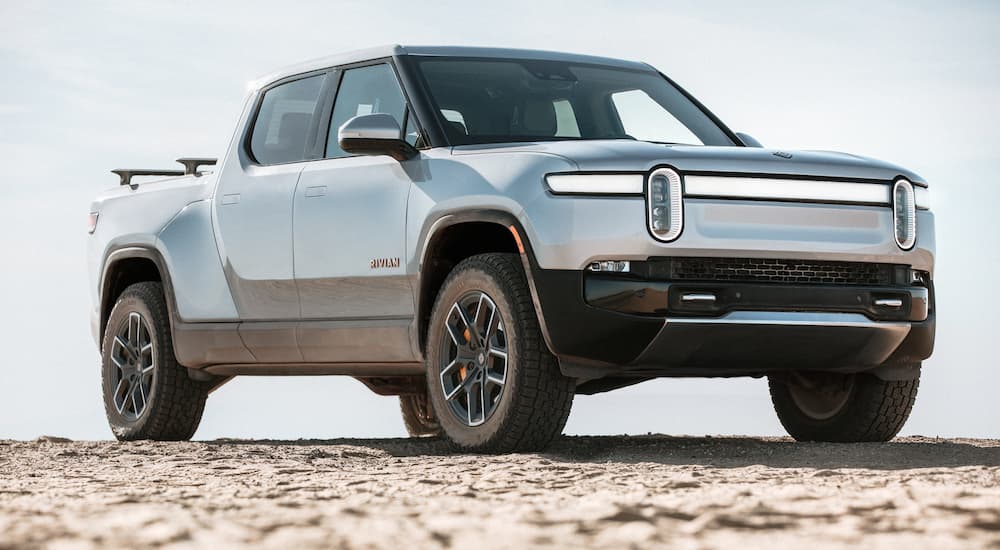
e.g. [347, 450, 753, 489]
[99, 246, 179, 346]
[415, 210, 552, 356]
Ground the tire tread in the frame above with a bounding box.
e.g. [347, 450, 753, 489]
[768, 373, 919, 442]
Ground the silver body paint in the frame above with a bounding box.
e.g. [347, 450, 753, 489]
[88, 45, 935, 376]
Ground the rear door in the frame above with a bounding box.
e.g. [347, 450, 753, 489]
[293, 62, 419, 362]
[213, 72, 331, 359]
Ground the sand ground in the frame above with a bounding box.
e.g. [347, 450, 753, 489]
[1, 435, 998, 549]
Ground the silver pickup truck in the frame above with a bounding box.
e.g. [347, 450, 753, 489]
[88, 45, 935, 452]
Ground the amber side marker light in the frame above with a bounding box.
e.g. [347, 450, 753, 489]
[508, 225, 525, 254]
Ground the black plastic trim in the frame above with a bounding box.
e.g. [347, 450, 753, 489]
[584, 278, 929, 322]
[684, 195, 889, 208]
[652, 70, 743, 147]
[529, 266, 936, 378]
[394, 54, 449, 148]
[531, 268, 663, 365]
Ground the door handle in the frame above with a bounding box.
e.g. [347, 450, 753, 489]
[221, 193, 240, 205]
[305, 185, 327, 198]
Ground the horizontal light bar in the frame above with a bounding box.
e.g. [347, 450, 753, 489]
[545, 174, 644, 195]
[684, 175, 891, 205]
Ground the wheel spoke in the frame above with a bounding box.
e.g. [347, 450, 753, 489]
[113, 336, 130, 358]
[133, 380, 146, 414]
[466, 384, 479, 425]
[486, 370, 506, 386]
[478, 379, 488, 422]
[473, 293, 499, 344]
[451, 303, 476, 344]
[483, 302, 498, 344]
[441, 360, 460, 378]
[444, 382, 462, 402]
[445, 321, 466, 348]
[113, 378, 128, 414]
[446, 367, 475, 401]
[473, 294, 487, 331]
[441, 360, 464, 402]
[128, 312, 140, 346]
[110, 355, 126, 373]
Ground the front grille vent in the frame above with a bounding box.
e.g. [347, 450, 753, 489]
[664, 257, 892, 286]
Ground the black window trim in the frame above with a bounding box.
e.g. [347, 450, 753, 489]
[320, 57, 426, 160]
[242, 56, 431, 167]
[242, 68, 334, 167]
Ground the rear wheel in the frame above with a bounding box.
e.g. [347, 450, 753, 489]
[425, 253, 575, 453]
[399, 393, 442, 437]
[101, 282, 209, 441]
[768, 370, 919, 442]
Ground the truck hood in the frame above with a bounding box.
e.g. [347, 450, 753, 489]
[452, 140, 926, 184]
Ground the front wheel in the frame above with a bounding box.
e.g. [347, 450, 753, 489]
[101, 282, 209, 441]
[768, 370, 919, 442]
[425, 253, 575, 453]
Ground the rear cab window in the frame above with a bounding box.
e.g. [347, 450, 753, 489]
[249, 74, 326, 165]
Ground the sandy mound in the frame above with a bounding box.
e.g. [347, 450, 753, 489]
[1, 436, 998, 548]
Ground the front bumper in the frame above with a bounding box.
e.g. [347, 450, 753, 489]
[530, 266, 935, 379]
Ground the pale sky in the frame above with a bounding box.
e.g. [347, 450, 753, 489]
[1, 1, 998, 440]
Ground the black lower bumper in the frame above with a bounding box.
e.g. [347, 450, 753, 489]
[529, 267, 935, 379]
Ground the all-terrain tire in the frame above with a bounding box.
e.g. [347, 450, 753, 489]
[399, 393, 442, 437]
[101, 282, 209, 441]
[768, 371, 919, 442]
[425, 253, 575, 453]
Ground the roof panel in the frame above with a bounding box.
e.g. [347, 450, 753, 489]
[251, 45, 652, 89]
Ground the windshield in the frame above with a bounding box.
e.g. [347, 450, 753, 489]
[413, 57, 736, 147]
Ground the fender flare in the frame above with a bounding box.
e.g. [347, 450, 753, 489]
[413, 209, 556, 356]
[99, 246, 182, 351]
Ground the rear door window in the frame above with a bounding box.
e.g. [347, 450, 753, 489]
[249, 74, 326, 165]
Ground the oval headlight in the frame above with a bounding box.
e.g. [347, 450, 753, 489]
[647, 168, 683, 242]
[893, 179, 917, 250]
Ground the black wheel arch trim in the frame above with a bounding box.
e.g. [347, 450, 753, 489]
[100, 247, 178, 341]
[98, 245, 201, 370]
[414, 209, 559, 357]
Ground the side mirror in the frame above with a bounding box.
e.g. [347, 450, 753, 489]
[735, 132, 763, 148]
[338, 113, 418, 161]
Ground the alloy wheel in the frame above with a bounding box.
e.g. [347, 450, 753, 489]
[438, 291, 509, 426]
[109, 312, 155, 421]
